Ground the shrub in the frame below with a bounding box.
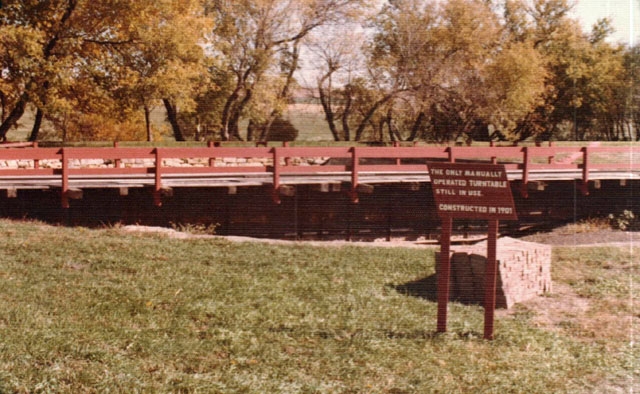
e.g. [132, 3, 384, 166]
[608, 210, 637, 231]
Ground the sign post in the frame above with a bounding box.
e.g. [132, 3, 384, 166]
[427, 162, 517, 340]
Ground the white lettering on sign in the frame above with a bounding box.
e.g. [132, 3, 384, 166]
[432, 179, 467, 187]
[428, 162, 517, 220]
[463, 170, 503, 178]
[435, 188, 456, 195]
[438, 204, 489, 213]
[468, 180, 507, 188]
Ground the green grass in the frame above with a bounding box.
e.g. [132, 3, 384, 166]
[9, 105, 640, 146]
[0, 220, 636, 392]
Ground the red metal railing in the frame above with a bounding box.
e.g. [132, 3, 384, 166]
[0, 143, 637, 207]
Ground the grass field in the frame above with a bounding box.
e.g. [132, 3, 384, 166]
[7, 105, 640, 145]
[0, 220, 636, 392]
[5, 105, 335, 143]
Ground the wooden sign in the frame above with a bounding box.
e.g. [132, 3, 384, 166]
[427, 162, 517, 340]
[428, 162, 517, 221]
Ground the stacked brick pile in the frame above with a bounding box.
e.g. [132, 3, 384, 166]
[0, 156, 331, 170]
[440, 237, 552, 308]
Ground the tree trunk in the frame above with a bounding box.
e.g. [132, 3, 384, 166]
[227, 89, 251, 141]
[163, 98, 185, 141]
[341, 86, 353, 141]
[247, 119, 257, 142]
[0, 91, 6, 122]
[409, 112, 426, 141]
[354, 93, 395, 141]
[258, 117, 274, 142]
[318, 71, 341, 141]
[0, 94, 28, 141]
[28, 107, 44, 142]
[144, 104, 153, 142]
[220, 88, 240, 141]
[262, 40, 301, 140]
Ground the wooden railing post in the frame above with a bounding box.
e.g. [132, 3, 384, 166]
[33, 141, 40, 169]
[282, 141, 290, 166]
[208, 140, 216, 167]
[520, 147, 530, 198]
[272, 147, 281, 204]
[581, 147, 590, 195]
[113, 141, 122, 168]
[154, 148, 163, 206]
[447, 147, 455, 163]
[350, 147, 359, 203]
[61, 148, 69, 208]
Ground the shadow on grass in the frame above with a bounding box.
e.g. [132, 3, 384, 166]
[391, 275, 483, 307]
[392, 275, 438, 302]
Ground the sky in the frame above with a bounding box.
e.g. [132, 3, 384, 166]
[573, 0, 640, 45]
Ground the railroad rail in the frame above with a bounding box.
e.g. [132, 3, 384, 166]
[0, 142, 638, 208]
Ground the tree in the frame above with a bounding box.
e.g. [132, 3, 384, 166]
[202, 0, 371, 141]
[502, 0, 626, 141]
[361, 0, 547, 143]
[111, 0, 211, 141]
[0, 0, 210, 142]
[624, 45, 640, 140]
[311, 26, 380, 141]
[0, 0, 82, 141]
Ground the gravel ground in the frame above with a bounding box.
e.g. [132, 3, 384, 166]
[121, 224, 639, 248]
[519, 228, 639, 247]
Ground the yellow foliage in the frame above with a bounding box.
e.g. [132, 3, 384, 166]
[50, 112, 147, 142]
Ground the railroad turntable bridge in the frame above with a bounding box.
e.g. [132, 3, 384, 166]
[0, 142, 638, 239]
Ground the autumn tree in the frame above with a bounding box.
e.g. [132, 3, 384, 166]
[501, 0, 627, 141]
[0, 0, 83, 141]
[350, 0, 625, 143]
[358, 0, 548, 142]
[108, 0, 211, 141]
[624, 45, 640, 140]
[0, 0, 210, 142]
[201, 0, 370, 141]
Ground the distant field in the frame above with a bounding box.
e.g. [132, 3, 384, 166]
[0, 220, 635, 392]
[5, 105, 640, 145]
[6, 104, 334, 143]
[286, 103, 333, 141]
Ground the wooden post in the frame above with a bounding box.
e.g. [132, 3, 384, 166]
[154, 148, 162, 207]
[350, 147, 359, 203]
[61, 148, 69, 209]
[113, 141, 121, 169]
[437, 217, 453, 333]
[272, 147, 281, 204]
[208, 140, 215, 167]
[581, 147, 590, 195]
[484, 219, 499, 340]
[521, 147, 530, 198]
